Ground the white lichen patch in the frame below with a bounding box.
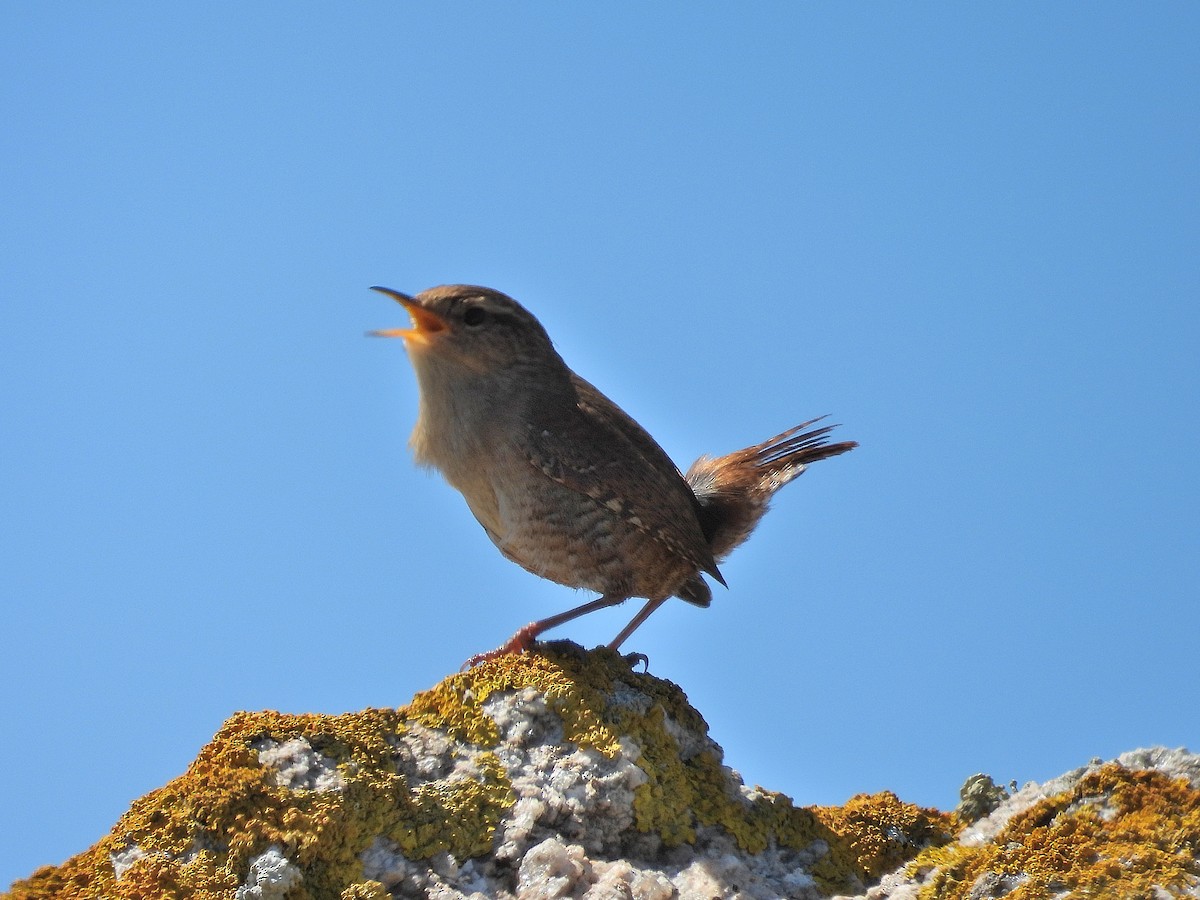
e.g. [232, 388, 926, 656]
[361, 838, 494, 898]
[484, 687, 648, 860]
[109, 842, 148, 880]
[234, 846, 303, 900]
[252, 736, 344, 792]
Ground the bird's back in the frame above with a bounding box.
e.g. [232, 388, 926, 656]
[491, 372, 723, 601]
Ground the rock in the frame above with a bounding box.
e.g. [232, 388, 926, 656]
[4, 644, 1197, 899]
[835, 746, 1200, 899]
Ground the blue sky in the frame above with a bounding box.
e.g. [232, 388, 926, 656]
[2, 3, 1198, 887]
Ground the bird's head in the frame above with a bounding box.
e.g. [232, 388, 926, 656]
[370, 284, 563, 383]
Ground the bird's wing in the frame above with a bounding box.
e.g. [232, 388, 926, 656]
[519, 373, 724, 585]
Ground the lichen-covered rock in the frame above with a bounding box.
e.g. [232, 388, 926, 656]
[837, 746, 1200, 900]
[5, 644, 900, 900]
[12, 643, 1189, 899]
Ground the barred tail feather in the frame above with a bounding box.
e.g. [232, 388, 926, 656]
[684, 417, 857, 562]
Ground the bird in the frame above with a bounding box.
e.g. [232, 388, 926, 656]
[370, 284, 856, 662]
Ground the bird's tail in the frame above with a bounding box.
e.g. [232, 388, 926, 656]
[684, 417, 857, 561]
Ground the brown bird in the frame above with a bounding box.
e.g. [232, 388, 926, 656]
[371, 284, 856, 662]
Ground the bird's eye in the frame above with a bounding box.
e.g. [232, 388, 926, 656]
[463, 307, 487, 327]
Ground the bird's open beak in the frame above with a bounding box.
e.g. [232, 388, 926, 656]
[368, 286, 448, 344]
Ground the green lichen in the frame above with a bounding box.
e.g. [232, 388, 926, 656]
[953, 773, 1013, 825]
[911, 763, 1200, 899]
[388, 751, 512, 859]
[627, 703, 704, 845]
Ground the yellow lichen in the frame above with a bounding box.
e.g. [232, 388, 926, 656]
[404, 647, 621, 752]
[812, 791, 954, 882]
[340, 880, 389, 900]
[913, 763, 1200, 899]
[3, 700, 504, 900]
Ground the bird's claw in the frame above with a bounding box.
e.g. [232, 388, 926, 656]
[622, 651, 650, 672]
[460, 623, 539, 670]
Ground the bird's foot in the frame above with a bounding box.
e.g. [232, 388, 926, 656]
[461, 623, 540, 670]
[622, 651, 650, 672]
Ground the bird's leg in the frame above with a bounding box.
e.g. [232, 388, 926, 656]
[607, 597, 668, 651]
[463, 594, 628, 668]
